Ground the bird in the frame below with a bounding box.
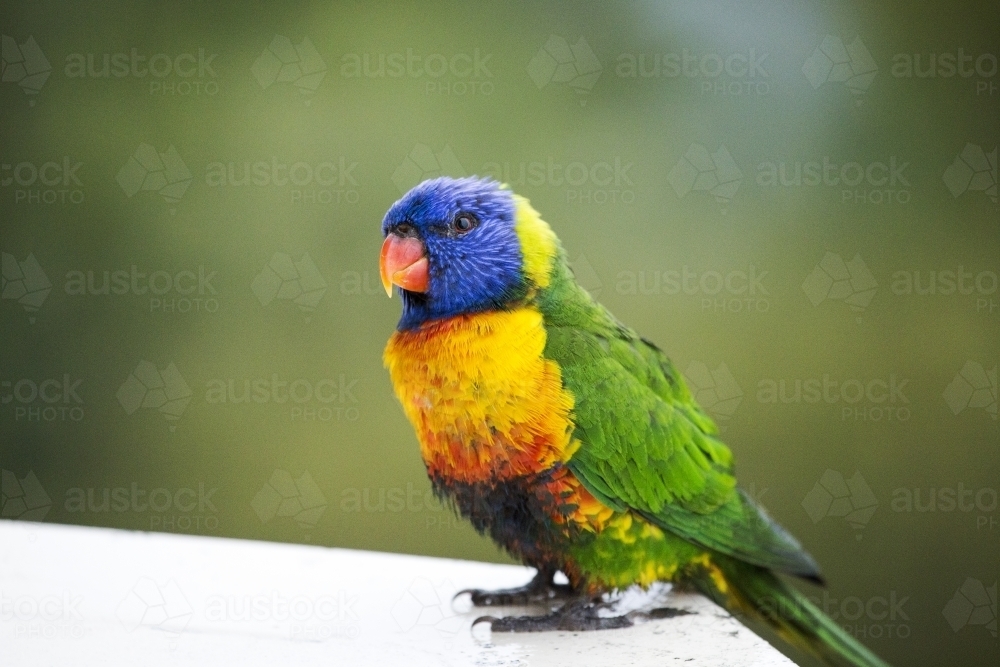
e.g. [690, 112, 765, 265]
[380, 176, 890, 667]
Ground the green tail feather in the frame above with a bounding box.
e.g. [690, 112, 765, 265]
[691, 557, 892, 667]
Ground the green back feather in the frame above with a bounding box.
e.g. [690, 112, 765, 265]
[536, 250, 821, 580]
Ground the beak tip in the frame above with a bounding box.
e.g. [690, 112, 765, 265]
[380, 269, 393, 298]
[379, 236, 393, 297]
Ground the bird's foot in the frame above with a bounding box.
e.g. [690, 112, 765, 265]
[456, 568, 575, 607]
[473, 598, 634, 632]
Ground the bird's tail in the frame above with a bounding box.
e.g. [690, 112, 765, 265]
[688, 556, 891, 667]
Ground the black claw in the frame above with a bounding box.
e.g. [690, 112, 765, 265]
[472, 615, 500, 628]
[458, 569, 577, 608]
[453, 589, 474, 603]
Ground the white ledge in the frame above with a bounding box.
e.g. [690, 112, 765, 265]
[1, 520, 793, 666]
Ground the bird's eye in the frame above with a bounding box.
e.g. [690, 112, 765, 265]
[452, 213, 477, 234]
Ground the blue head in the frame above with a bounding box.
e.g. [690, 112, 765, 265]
[380, 177, 527, 330]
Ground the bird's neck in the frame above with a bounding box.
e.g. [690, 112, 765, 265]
[396, 290, 514, 331]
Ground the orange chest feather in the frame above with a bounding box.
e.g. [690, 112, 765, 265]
[383, 309, 578, 483]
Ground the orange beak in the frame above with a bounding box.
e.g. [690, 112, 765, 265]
[380, 235, 429, 297]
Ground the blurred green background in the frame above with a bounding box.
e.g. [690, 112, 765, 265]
[1, 1, 997, 665]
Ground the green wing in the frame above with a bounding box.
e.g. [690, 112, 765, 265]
[537, 259, 821, 580]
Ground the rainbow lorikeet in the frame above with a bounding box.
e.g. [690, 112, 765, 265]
[380, 177, 890, 667]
